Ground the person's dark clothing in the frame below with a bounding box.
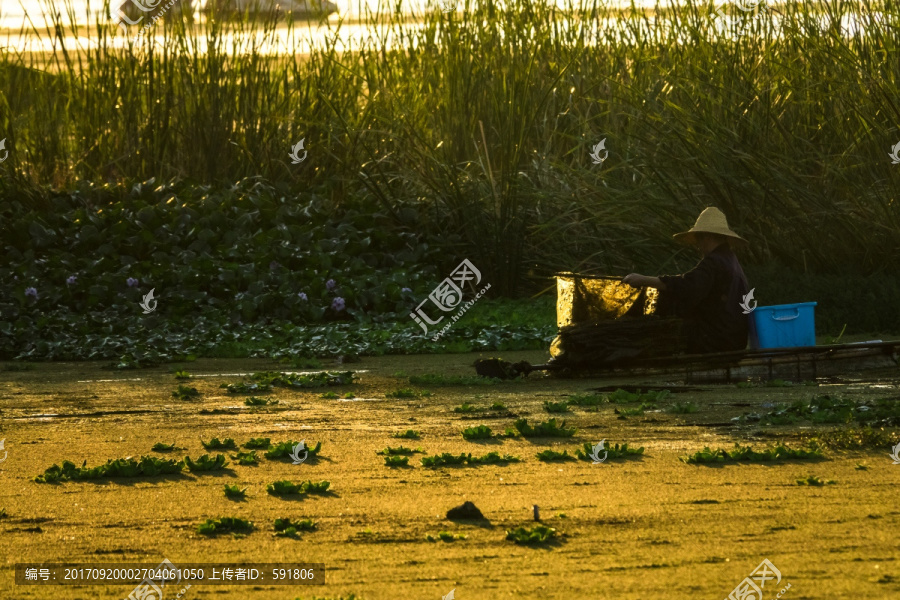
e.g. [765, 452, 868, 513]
[656, 245, 750, 354]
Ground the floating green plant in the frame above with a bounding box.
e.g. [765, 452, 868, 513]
[172, 385, 200, 400]
[383, 455, 410, 467]
[542, 400, 569, 413]
[223, 484, 247, 499]
[376, 446, 424, 456]
[197, 517, 253, 536]
[267, 480, 331, 496]
[462, 425, 494, 440]
[265, 440, 322, 460]
[392, 430, 421, 439]
[535, 449, 576, 462]
[513, 418, 576, 438]
[34, 456, 184, 483]
[230, 451, 260, 466]
[201, 438, 237, 450]
[274, 518, 317, 537]
[243, 437, 271, 449]
[426, 531, 467, 541]
[173, 370, 191, 380]
[151, 442, 178, 452]
[184, 454, 229, 472]
[244, 396, 278, 406]
[506, 525, 557, 545]
[681, 443, 823, 464]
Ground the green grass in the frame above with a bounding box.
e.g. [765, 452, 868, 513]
[197, 517, 254, 536]
[462, 425, 494, 440]
[392, 430, 422, 440]
[223, 484, 247, 499]
[383, 455, 410, 467]
[184, 454, 229, 472]
[172, 385, 200, 400]
[542, 400, 569, 413]
[201, 438, 237, 451]
[681, 443, 823, 464]
[506, 525, 557, 545]
[513, 418, 576, 438]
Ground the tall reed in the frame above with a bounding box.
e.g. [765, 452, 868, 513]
[1, 0, 898, 289]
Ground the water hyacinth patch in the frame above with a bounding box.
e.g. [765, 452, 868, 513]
[265, 440, 322, 460]
[574, 442, 644, 461]
[384, 455, 410, 467]
[462, 425, 494, 440]
[376, 446, 424, 455]
[230, 451, 260, 465]
[244, 396, 278, 406]
[151, 442, 178, 452]
[274, 518, 317, 537]
[266, 479, 331, 496]
[536, 449, 576, 462]
[197, 517, 253, 536]
[392, 430, 421, 439]
[221, 381, 272, 394]
[243, 437, 271, 449]
[513, 418, 576, 438]
[34, 456, 184, 483]
[224, 484, 247, 499]
[681, 443, 823, 464]
[201, 438, 237, 451]
[184, 454, 229, 472]
[506, 525, 557, 545]
[172, 385, 200, 400]
[250, 370, 356, 389]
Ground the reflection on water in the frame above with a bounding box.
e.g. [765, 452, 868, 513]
[0, 1, 873, 56]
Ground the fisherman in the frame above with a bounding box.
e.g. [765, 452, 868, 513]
[623, 207, 750, 354]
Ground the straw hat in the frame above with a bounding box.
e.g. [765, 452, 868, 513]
[673, 207, 747, 246]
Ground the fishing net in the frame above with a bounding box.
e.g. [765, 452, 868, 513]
[550, 274, 684, 368]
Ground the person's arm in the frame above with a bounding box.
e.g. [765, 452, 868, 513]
[623, 274, 667, 291]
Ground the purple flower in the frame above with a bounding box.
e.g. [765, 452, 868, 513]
[297, 292, 308, 301]
[401, 287, 412, 293]
[325, 279, 337, 291]
[24, 287, 38, 299]
[331, 296, 345, 311]
[127, 277, 139, 287]
[66, 275, 77, 286]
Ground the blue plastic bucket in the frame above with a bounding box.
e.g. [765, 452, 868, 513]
[751, 302, 817, 349]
